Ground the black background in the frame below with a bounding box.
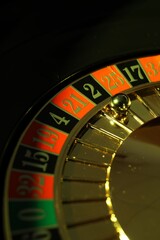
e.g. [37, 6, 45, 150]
[1, 1, 160, 239]
[1, 0, 160, 159]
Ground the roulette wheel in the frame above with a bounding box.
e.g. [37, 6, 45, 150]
[1, 1, 160, 239]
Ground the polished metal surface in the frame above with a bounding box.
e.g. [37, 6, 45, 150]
[110, 116, 160, 239]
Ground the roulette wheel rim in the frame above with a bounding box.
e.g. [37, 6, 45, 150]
[1, 1, 160, 239]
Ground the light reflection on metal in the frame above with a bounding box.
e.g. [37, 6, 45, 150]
[133, 92, 158, 118]
[105, 158, 129, 240]
[104, 93, 131, 124]
[102, 111, 132, 134]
